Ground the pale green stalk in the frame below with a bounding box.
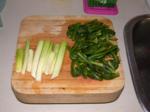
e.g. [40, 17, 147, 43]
[21, 40, 30, 74]
[16, 48, 24, 73]
[36, 41, 50, 81]
[27, 49, 33, 72]
[43, 42, 53, 75]
[51, 41, 67, 79]
[48, 44, 60, 75]
[31, 40, 44, 78]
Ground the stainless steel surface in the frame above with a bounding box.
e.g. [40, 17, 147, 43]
[124, 14, 150, 112]
[0, 0, 149, 112]
[145, 0, 150, 9]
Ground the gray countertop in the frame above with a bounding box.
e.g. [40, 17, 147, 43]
[0, 0, 149, 112]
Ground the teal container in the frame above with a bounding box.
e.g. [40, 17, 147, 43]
[0, 0, 6, 27]
[0, 0, 6, 12]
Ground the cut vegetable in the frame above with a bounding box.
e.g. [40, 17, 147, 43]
[15, 39, 67, 81]
[51, 41, 67, 79]
[15, 48, 24, 73]
[36, 41, 51, 81]
[27, 49, 33, 72]
[67, 19, 120, 80]
[31, 40, 44, 78]
[48, 44, 60, 75]
[44, 51, 55, 75]
[21, 40, 30, 74]
[43, 42, 53, 75]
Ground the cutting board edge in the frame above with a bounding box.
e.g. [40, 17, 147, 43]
[21, 15, 113, 23]
[11, 79, 124, 94]
[11, 78, 124, 103]
[12, 86, 124, 104]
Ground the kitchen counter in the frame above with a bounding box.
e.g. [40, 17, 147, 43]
[0, 0, 149, 112]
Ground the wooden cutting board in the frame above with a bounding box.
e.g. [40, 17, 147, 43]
[11, 16, 124, 104]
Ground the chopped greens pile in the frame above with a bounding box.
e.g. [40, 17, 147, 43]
[88, 0, 117, 7]
[67, 19, 120, 80]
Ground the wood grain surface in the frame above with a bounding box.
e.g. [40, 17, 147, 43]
[11, 16, 124, 103]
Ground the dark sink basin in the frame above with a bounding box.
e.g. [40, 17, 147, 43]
[124, 15, 150, 112]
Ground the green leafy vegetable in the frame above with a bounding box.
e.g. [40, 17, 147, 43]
[88, 0, 117, 7]
[67, 19, 120, 80]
